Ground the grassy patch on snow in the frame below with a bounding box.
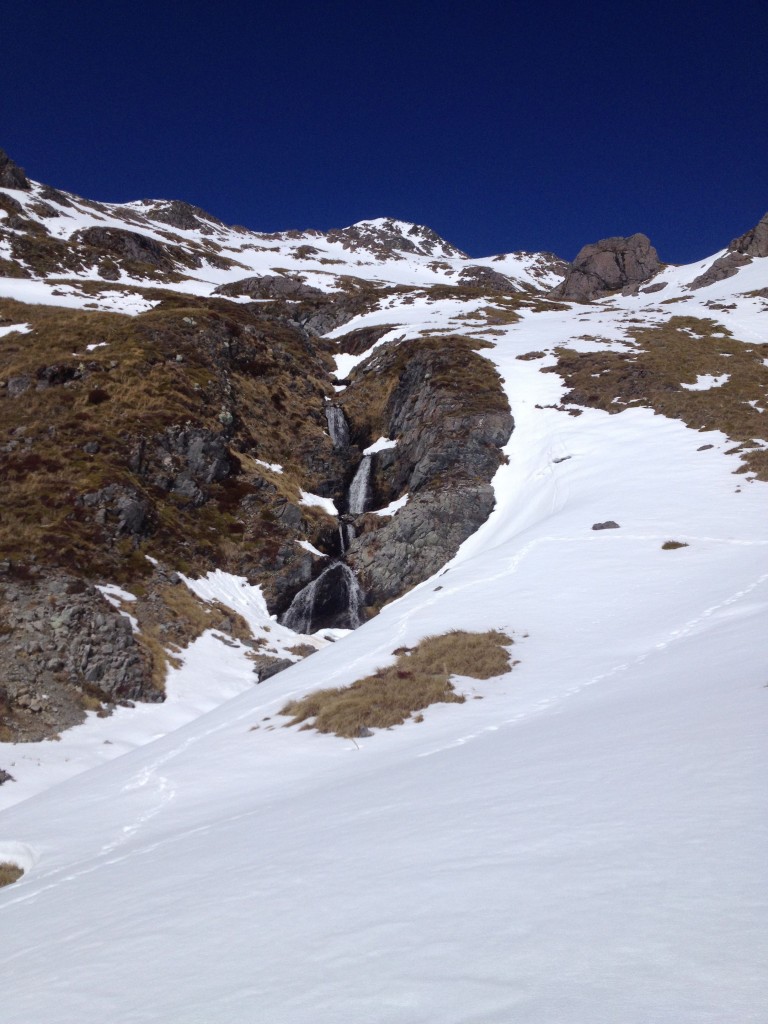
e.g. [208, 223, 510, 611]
[548, 316, 768, 479]
[0, 862, 23, 887]
[281, 630, 513, 737]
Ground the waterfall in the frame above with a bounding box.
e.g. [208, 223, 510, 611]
[347, 455, 372, 515]
[338, 520, 356, 555]
[280, 562, 364, 634]
[281, 437, 374, 633]
[325, 405, 350, 449]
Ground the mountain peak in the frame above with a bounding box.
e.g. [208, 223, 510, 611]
[328, 217, 467, 260]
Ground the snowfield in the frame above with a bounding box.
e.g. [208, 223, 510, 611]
[0, 189, 767, 1022]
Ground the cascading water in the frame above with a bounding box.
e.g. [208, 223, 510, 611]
[347, 454, 372, 515]
[325, 405, 350, 449]
[280, 448, 373, 633]
[280, 562, 365, 633]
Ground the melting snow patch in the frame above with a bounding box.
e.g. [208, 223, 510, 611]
[96, 584, 139, 632]
[85, 341, 108, 352]
[299, 490, 338, 515]
[372, 493, 409, 516]
[681, 373, 730, 391]
[0, 322, 31, 338]
[363, 436, 398, 454]
[297, 539, 326, 557]
[256, 459, 284, 474]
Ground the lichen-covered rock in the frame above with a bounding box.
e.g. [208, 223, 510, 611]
[0, 570, 156, 741]
[550, 233, 662, 301]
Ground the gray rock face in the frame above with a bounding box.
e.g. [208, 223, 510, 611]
[349, 485, 497, 605]
[74, 226, 175, 271]
[456, 266, 518, 292]
[80, 484, 150, 538]
[688, 251, 752, 290]
[730, 212, 768, 258]
[550, 233, 662, 301]
[143, 199, 221, 232]
[341, 338, 514, 607]
[0, 570, 156, 741]
[688, 213, 768, 290]
[129, 426, 235, 507]
[0, 149, 30, 190]
[214, 274, 326, 301]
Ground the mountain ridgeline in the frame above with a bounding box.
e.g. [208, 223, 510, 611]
[0, 146, 766, 742]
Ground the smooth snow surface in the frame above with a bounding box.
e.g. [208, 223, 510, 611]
[1, 197, 767, 1022]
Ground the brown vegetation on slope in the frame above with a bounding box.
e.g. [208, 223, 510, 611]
[281, 629, 514, 737]
[548, 316, 768, 479]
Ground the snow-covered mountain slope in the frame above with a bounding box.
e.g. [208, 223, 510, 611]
[0, 176, 565, 303]
[0, 153, 767, 1021]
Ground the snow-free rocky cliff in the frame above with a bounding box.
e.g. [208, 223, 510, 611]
[0, 149, 766, 1023]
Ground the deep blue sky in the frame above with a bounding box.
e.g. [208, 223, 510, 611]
[2, 1, 767, 263]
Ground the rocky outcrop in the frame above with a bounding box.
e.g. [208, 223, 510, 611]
[0, 570, 156, 741]
[689, 213, 768, 290]
[457, 266, 518, 292]
[730, 212, 768, 258]
[550, 233, 662, 301]
[143, 199, 223, 232]
[349, 484, 497, 604]
[688, 251, 752, 290]
[0, 149, 30, 190]
[79, 484, 151, 538]
[129, 426, 236, 506]
[74, 226, 177, 271]
[214, 274, 326, 301]
[339, 336, 513, 607]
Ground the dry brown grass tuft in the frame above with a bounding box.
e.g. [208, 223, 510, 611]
[281, 629, 513, 737]
[0, 862, 23, 887]
[661, 540, 689, 550]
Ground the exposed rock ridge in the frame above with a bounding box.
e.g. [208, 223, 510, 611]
[0, 149, 30, 190]
[730, 211, 768, 258]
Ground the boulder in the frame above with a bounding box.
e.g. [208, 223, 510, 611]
[550, 233, 662, 301]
